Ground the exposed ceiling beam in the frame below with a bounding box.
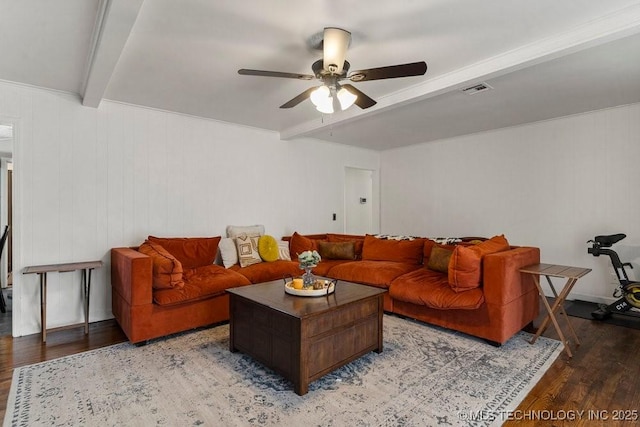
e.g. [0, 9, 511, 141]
[279, 4, 640, 141]
[82, 0, 145, 108]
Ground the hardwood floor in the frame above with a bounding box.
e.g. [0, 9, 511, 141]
[503, 311, 640, 427]
[1, 311, 639, 425]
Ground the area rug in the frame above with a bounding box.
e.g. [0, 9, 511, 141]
[4, 315, 561, 427]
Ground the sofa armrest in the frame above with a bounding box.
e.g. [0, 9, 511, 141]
[482, 246, 540, 305]
[111, 247, 153, 306]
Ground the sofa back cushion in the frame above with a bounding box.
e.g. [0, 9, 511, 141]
[361, 235, 425, 264]
[448, 234, 510, 292]
[317, 241, 356, 260]
[148, 236, 221, 269]
[138, 240, 185, 289]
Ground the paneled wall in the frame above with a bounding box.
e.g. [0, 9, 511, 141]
[380, 103, 640, 303]
[0, 80, 380, 337]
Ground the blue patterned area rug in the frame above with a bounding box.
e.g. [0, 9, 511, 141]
[4, 315, 561, 427]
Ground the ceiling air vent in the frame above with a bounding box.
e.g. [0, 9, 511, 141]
[461, 82, 493, 95]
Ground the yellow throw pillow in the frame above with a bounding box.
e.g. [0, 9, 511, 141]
[258, 235, 279, 262]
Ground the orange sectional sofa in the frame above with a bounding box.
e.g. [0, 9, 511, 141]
[111, 232, 539, 345]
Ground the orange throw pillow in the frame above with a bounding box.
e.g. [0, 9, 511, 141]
[289, 232, 324, 259]
[148, 236, 221, 269]
[138, 240, 185, 290]
[448, 235, 510, 292]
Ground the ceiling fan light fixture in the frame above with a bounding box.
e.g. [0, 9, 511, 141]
[316, 102, 334, 114]
[310, 83, 358, 114]
[310, 85, 333, 113]
[323, 27, 351, 75]
[337, 86, 357, 110]
[310, 85, 330, 104]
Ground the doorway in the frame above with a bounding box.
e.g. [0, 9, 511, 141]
[0, 123, 13, 337]
[344, 167, 373, 235]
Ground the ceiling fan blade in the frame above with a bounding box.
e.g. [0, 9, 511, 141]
[341, 84, 377, 109]
[348, 61, 427, 82]
[280, 86, 319, 108]
[238, 69, 314, 80]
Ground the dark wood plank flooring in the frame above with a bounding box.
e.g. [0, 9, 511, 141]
[1, 310, 639, 425]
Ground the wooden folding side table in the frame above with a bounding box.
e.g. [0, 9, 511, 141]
[520, 263, 591, 357]
[23, 260, 103, 342]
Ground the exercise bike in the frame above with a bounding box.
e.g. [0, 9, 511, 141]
[587, 233, 640, 320]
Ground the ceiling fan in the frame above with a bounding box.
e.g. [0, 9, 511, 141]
[238, 28, 427, 114]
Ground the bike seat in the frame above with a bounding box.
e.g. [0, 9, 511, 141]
[594, 233, 626, 247]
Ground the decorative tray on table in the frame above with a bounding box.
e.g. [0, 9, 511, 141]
[284, 278, 336, 297]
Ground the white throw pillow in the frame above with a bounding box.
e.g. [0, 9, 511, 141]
[219, 237, 238, 268]
[235, 234, 262, 268]
[278, 240, 291, 261]
[226, 224, 265, 238]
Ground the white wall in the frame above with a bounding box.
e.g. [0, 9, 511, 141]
[0, 80, 380, 337]
[380, 103, 640, 303]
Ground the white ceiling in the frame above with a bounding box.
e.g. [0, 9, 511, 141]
[1, 0, 640, 150]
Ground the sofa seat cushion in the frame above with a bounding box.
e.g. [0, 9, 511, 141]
[153, 265, 250, 306]
[389, 268, 484, 310]
[230, 260, 300, 284]
[327, 261, 421, 289]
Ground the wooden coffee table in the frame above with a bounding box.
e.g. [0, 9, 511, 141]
[226, 279, 386, 395]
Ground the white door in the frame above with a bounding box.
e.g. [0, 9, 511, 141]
[344, 167, 373, 235]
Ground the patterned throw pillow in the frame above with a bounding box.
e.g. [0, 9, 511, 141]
[257, 235, 279, 262]
[429, 237, 463, 245]
[235, 234, 262, 268]
[277, 241, 291, 261]
[373, 234, 419, 241]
